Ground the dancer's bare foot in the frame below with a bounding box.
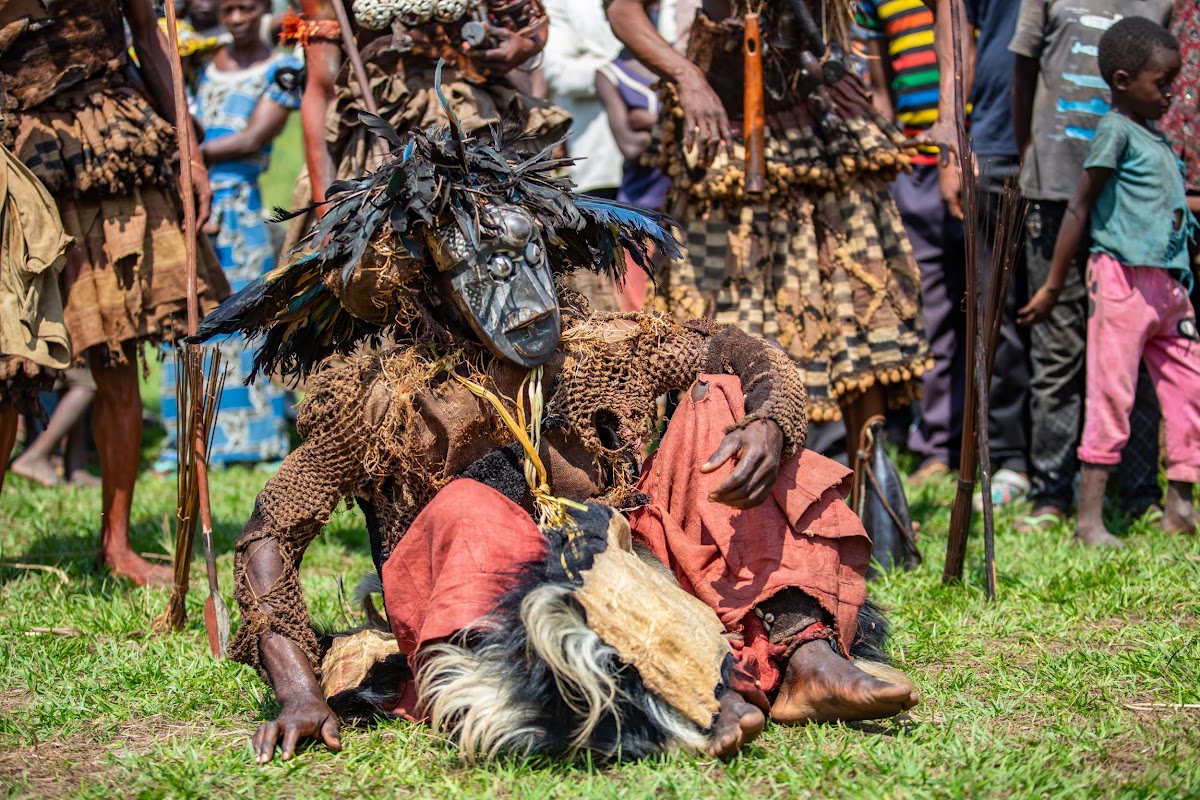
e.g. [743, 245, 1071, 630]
[100, 547, 173, 587]
[708, 690, 764, 758]
[1073, 519, 1124, 548]
[67, 469, 102, 488]
[770, 639, 918, 725]
[10, 453, 60, 487]
[1162, 481, 1199, 534]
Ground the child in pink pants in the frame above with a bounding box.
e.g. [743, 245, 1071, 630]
[1020, 17, 1200, 547]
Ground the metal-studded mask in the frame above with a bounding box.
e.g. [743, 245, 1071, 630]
[429, 204, 561, 367]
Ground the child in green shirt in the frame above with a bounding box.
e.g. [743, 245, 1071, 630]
[1020, 17, 1200, 547]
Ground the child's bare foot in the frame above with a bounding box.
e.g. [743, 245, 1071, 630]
[770, 639, 918, 725]
[100, 547, 173, 587]
[10, 452, 59, 487]
[708, 690, 764, 757]
[1073, 519, 1124, 548]
[1074, 464, 1121, 547]
[1162, 481, 1199, 534]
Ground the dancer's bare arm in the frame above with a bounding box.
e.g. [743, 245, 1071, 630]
[242, 513, 342, 763]
[299, 0, 341, 207]
[695, 328, 802, 508]
[605, 0, 732, 165]
[234, 378, 378, 762]
[920, 0, 976, 220]
[124, 0, 213, 228]
[631, 317, 805, 508]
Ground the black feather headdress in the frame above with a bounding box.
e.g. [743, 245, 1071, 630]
[193, 63, 679, 383]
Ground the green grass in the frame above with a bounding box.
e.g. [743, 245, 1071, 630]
[260, 114, 305, 215]
[2, 421, 1199, 798]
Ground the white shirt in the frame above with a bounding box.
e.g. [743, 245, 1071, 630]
[542, 0, 624, 193]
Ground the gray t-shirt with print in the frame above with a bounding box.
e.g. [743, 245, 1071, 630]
[1010, 0, 1174, 201]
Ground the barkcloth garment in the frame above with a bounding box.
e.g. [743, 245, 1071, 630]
[0, 0, 229, 363]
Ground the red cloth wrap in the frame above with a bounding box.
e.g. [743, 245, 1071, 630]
[627, 374, 870, 700]
[380, 374, 871, 711]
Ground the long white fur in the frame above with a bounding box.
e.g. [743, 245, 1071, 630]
[519, 584, 620, 752]
[418, 638, 547, 762]
[417, 583, 708, 761]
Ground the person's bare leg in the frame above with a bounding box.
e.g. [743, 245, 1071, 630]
[841, 387, 886, 512]
[1075, 463, 1123, 548]
[64, 407, 100, 486]
[11, 385, 95, 487]
[0, 408, 18, 493]
[770, 638, 918, 725]
[1162, 480, 1200, 534]
[91, 345, 170, 586]
[708, 690, 764, 758]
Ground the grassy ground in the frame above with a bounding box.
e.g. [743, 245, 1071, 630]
[2, 378, 1199, 797]
[260, 114, 304, 215]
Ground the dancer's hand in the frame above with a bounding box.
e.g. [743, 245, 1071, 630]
[252, 694, 341, 763]
[906, 122, 963, 220]
[1017, 284, 1061, 326]
[189, 158, 217, 234]
[702, 419, 784, 509]
[676, 68, 733, 167]
[466, 24, 539, 77]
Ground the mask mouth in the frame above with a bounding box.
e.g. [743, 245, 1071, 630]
[506, 309, 559, 359]
[504, 307, 553, 332]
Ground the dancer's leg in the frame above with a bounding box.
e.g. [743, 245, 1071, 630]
[90, 344, 169, 586]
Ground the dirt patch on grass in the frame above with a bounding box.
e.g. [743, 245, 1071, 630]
[0, 714, 240, 798]
[0, 689, 30, 716]
[0, 731, 112, 798]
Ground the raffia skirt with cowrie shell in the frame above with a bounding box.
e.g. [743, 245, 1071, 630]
[283, 47, 571, 252]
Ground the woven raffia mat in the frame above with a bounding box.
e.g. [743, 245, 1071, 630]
[319, 628, 400, 700]
[574, 512, 730, 730]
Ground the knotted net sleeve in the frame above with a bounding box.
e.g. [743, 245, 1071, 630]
[645, 317, 808, 456]
[228, 381, 377, 682]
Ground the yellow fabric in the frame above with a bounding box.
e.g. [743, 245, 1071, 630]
[0, 143, 71, 370]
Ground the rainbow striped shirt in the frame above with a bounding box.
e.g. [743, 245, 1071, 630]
[856, 0, 939, 165]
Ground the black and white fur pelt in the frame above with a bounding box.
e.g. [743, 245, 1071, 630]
[415, 507, 712, 763]
[333, 512, 896, 762]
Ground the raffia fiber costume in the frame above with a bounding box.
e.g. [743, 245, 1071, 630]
[202, 113, 901, 759]
[280, 0, 570, 251]
[0, 0, 228, 366]
[648, 0, 929, 422]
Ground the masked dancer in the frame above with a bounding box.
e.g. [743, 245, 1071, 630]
[605, 0, 929, 489]
[196, 106, 920, 764]
[283, 0, 570, 247]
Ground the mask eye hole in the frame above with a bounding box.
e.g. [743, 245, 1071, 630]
[487, 253, 516, 280]
[524, 240, 543, 266]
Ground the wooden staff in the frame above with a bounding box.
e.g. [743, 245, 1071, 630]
[156, 1, 230, 654]
[328, 0, 390, 155]
[941, 0, 999, 599]
[743, 12, 766, 196]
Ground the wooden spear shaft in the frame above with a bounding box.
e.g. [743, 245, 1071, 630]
[743, 12, 766, 196]
[162, 1, 228, 655]
[942, 0, 977, 585]
[327, 0, 390, 155]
